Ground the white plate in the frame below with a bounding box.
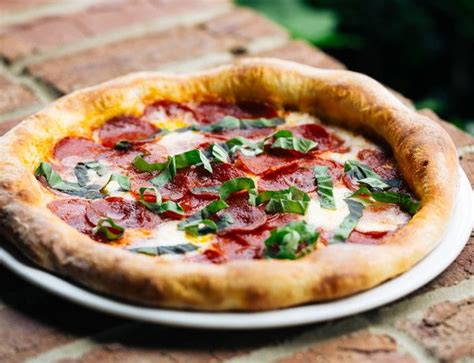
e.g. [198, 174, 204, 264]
[1, 168, 472, 330]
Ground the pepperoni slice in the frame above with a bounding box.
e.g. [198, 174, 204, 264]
[48, 198, 92, 234]
[188, 236, 261, 264]
[179, 193, 218, 215]
[54, 137, 112, 164]
[98, 116, 157, 148]
[348, 230, 388, 244]
[187, 163, 245, 196]
[235, 153, 299, 175]
[217, 194, 266, 233]
[357, 148, 400, 181]
[290, 123, 344, 151]
[86, 197, 161, 229]
[193, 101, 277, 124]
[259, 164, 315, 192]
[142, 100, 195, 120]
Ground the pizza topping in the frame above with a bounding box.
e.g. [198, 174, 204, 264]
[137, 187, 184, 217]
[99, 173, 131, 195]
[92, 217, 125, 241]
[236, 153, 299, 175]
[259, 164, 316, 193]
[178, 199, 229, 234]
[114, 140, 133, 151]
[73, 161, 107, 187]
[129, 243, 198, 256]
[290, 123, 343, 151]
[216, 194, 266, 233]
[264, 221, 319, 259]
[314, 165, 336, 209]
[98, 115, 157, 148]
[86, 197, 161, 229]
[47, 198, 91, 233]
[344, 160, 390, 190]
[350, 187, 421, 215]
[36, 162, 103, 199]
[54, 137, 111, 164]
[219, 177, 258, 205]
[196, 115, 284, 132]
[192, 101, 277, 124]
[331, 199, 365, 243]
[257, 186, 310, 215]
[270, 130, 318, 154]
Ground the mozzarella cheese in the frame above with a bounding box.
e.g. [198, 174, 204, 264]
[156, 130, 204, 155]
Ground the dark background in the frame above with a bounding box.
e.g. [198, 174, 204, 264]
[236, 0, 474, 134]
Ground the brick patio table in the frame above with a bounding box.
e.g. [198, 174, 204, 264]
[0, 1, 472, 362]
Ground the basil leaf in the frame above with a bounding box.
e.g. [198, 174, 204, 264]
[191, 185, 220, 195]
[349, 187, 421, 215]
[219, 177, 257, 205]
[114, 140, 132, 151]
[129, 243, 197, 256]
[133, 155, 168, 172]
[137, 187, 184, 215]
[226, 137, 264, 157]
[199, 116, 284, 132]
[150, 156, 176, 188]
[314, 165, 336, 209]
[344, 160, 389, 190]
[74, 161, 107, 187]
[177, 199, 229, 234]
[332, 199, 364, 243]
[264, 221, 319, 259]
[215, 213, 234, 231]
[270, 130, 317, 154]
[184, 219, 218, 236]
[100, 173, 130, 194]
[257, 187, 310, 215]
[210, 143, 229, 163]
[174, 149, 212, 172]
[92, 217, 125, 240]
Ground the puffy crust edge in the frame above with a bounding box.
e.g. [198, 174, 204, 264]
[0, 59, 458, 310]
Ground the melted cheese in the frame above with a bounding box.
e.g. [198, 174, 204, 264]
[156, 130, 204, 155]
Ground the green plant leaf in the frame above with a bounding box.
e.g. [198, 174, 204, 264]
[92, 217, 125, 240]
[100, 173, 131, 194]
[344, 160, 389, 190]
[219, 177, 258, 205]
[314, 165, 336, 209]
[128, 243, 198, 256]
[270, 130, 318, 153]
[331, 199, 364, 243]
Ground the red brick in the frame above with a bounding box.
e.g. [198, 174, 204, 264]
[0, 0, 228, 62]
[398, 298, 474, 363]
[28, 9, 284, 94]
[277, 330, 415, 363]
[249, 40, 345, 70]
[0, 75, 38, 113]
[0, 293, 125, 362]
[0, 0, 57, 13]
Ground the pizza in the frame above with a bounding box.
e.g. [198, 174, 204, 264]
[0, 59, 457, 310]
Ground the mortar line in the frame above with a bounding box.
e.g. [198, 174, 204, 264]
[10, 3, 233, 73]
[369, 325, 437, 363]
[224, 316, 371, 363]
[25, 322, 140, 363]
[0, 0, 111, 27]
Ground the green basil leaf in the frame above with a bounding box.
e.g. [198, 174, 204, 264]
[257, 186, 310, 215]
[191, 185, 220, 195]
[100, 173, 130, 194]
[314, 165, 336, 209]
[344, 160, 389, 190]
[74, 161, 107, 187]
[215, 213, 234, 232]
[264, 221, 319, 259]
[199, 116, 284, 132]
[177, 199, 229, 231]
[272, 129, 293, 138]
[332, 199, 364, 243]
[137, 187, 184, 215]
[184, 219, 218, 236]
[226, 137, 264, 157]
[219, 177, 257, 205]
[349, 187, 421, 215]
[92, 217, 125, 240]
[271, 137, 318, 154]
[211, 143, 229, 163]
[114, 140, 132, 151]
[132, 155, 168, 172]
[150, 156, 176, 188]
[129, 243, 197, 256]
[174, 149, 212, 172]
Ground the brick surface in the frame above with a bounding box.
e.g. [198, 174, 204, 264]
[0, 0, 58, 13]
[0, 0, 226, 62]
[27, 8, 284, 93]
[277, 330, 415, 363]
[0, 75, 38, 113]
[250, 40, 345, 70]
[398, 298, 474, 362]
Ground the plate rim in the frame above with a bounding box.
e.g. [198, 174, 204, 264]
[1, 168, 472, 330]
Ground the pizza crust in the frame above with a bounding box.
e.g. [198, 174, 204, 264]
[0, 59, 458, 310]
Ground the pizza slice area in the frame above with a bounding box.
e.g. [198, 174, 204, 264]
[34, 100, 420, 264]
